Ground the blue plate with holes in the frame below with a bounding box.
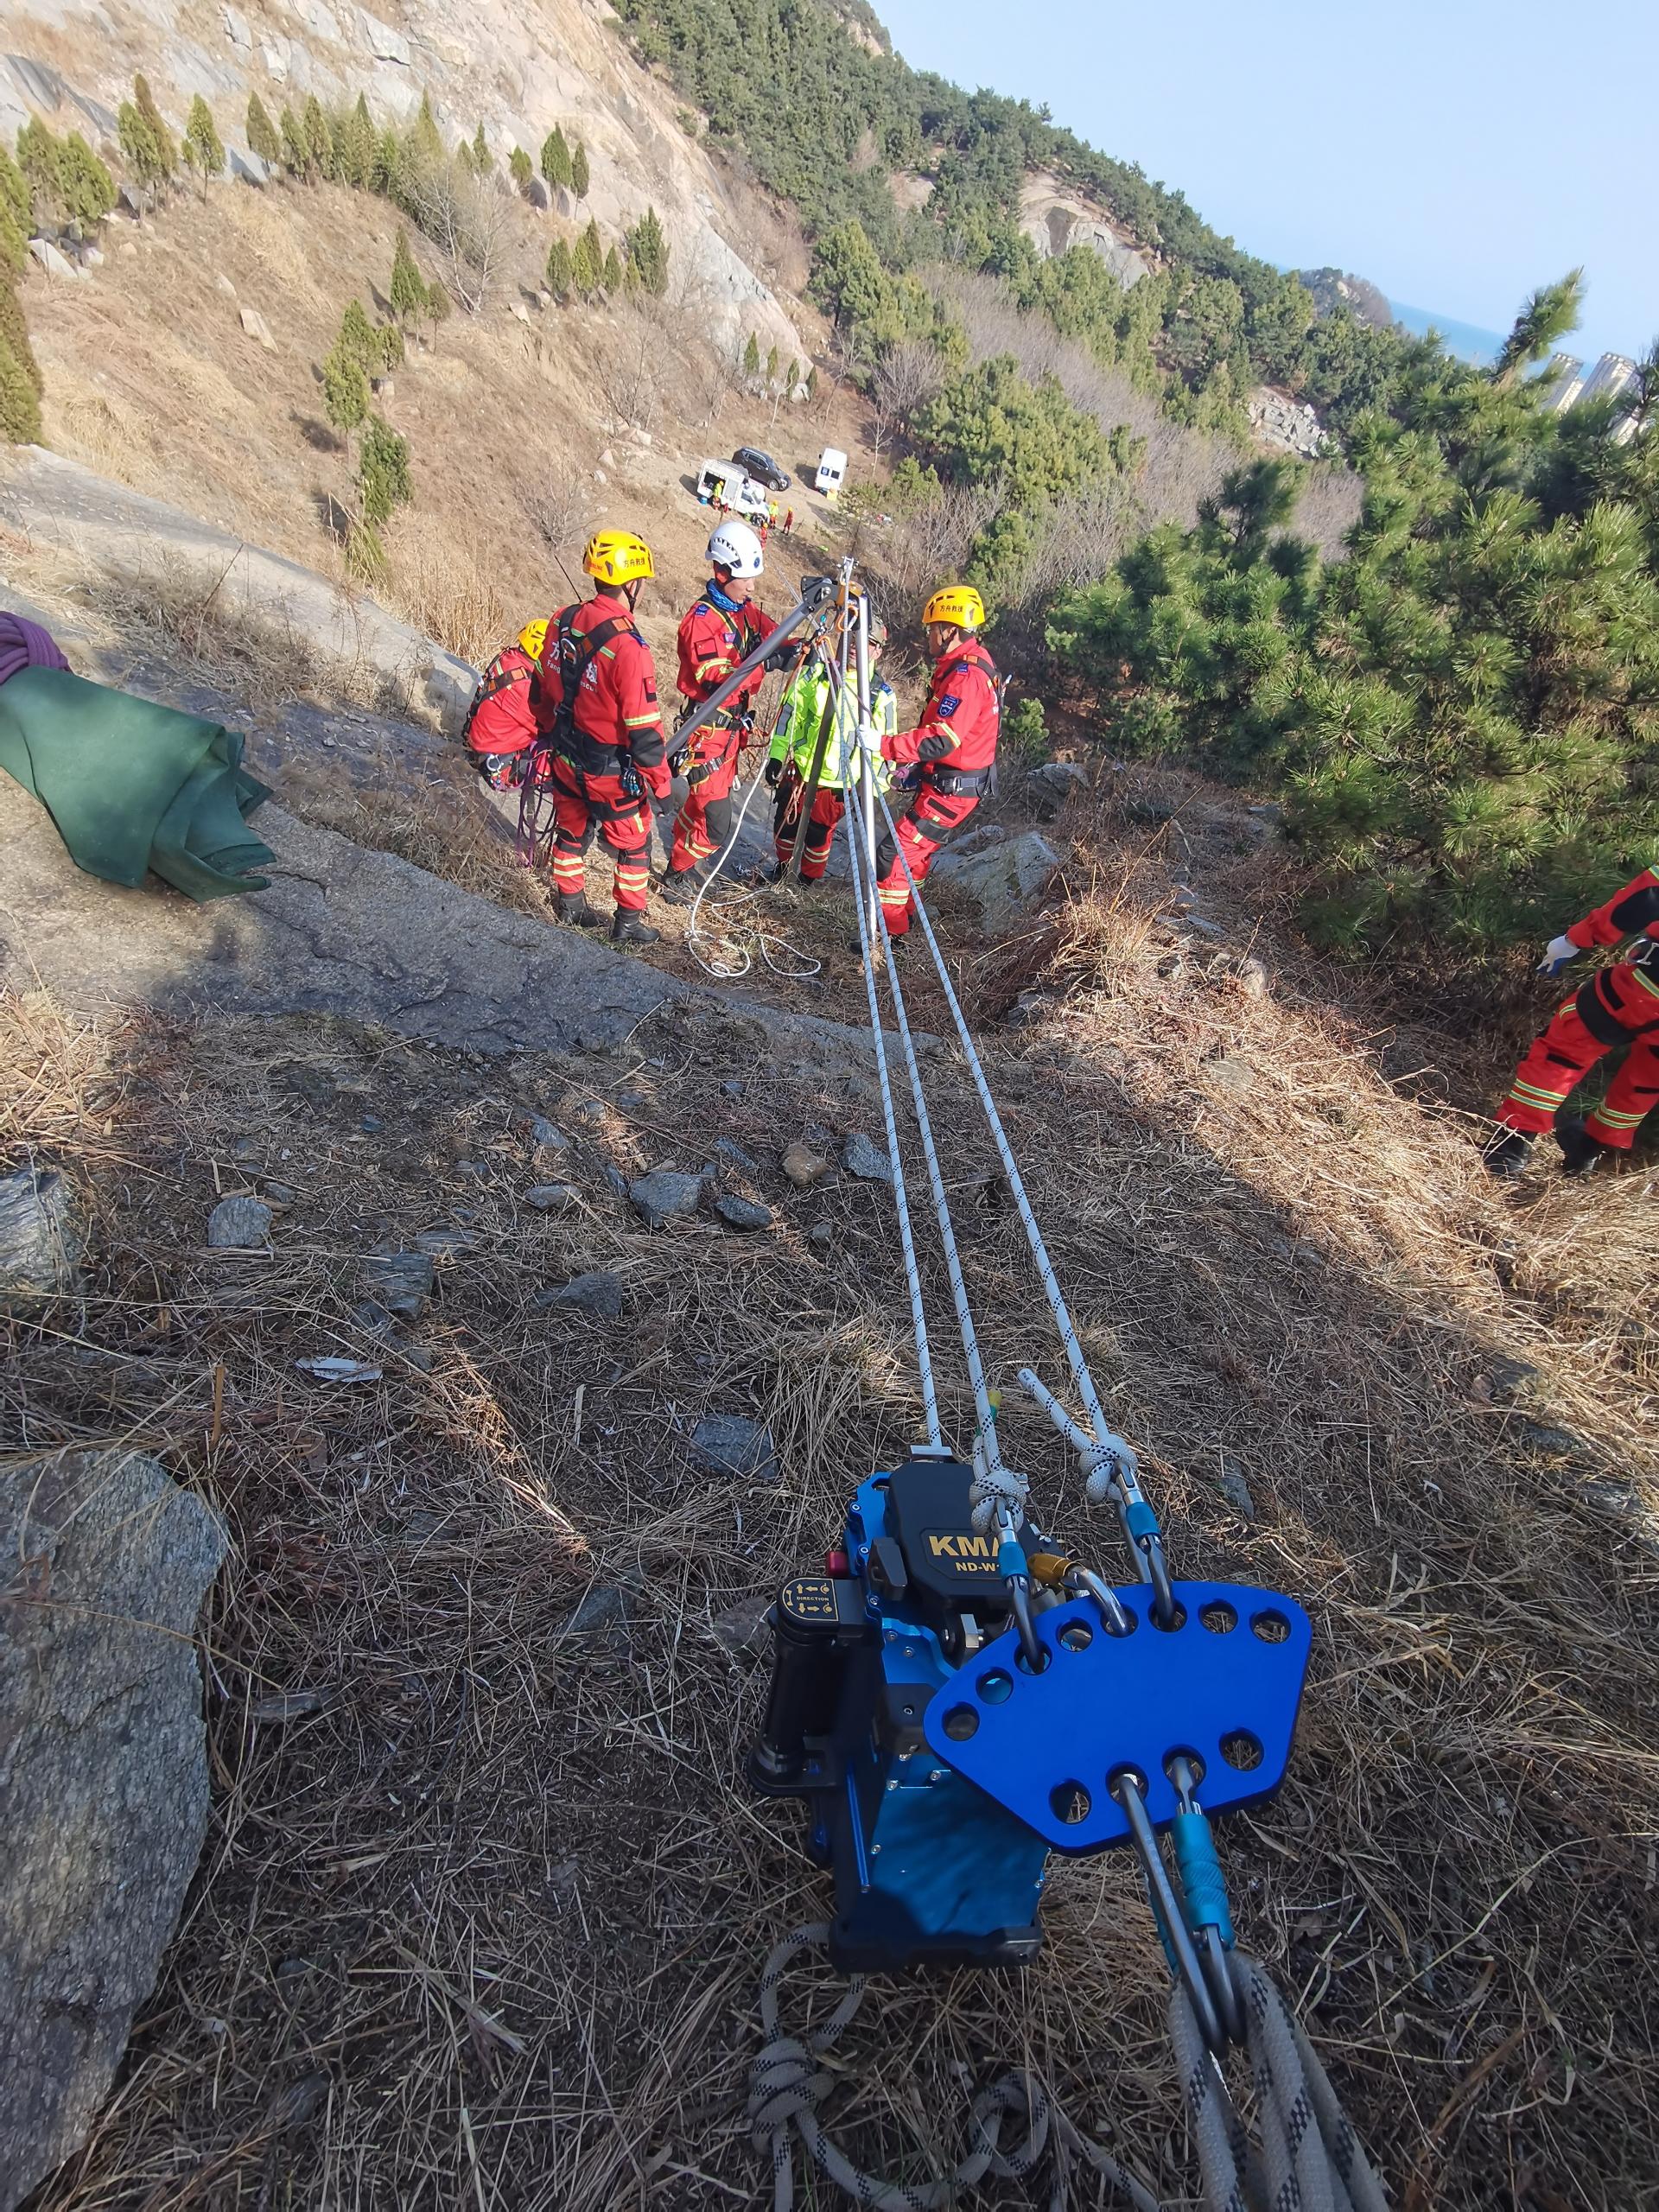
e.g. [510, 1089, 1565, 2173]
[922, 1581, 1312, 1852]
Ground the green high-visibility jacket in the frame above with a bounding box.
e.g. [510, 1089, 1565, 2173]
[767, 665, 897, 792]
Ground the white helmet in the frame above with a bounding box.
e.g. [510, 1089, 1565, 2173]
[708, 518, 764, 579]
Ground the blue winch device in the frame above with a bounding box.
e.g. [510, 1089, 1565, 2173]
[749, 1457, 1312, 1977]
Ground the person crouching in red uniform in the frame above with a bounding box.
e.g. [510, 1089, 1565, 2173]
[464, 620, 547, 790]
[872, 585, 1000, 939]
[531, 528, 671, 948]
[1485, 863, 1659, 1177]
[664, 519, 778, 896]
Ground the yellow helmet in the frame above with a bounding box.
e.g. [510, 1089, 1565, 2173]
[922, 584, 986, 633]
[518, 618, 549, 661]
[583, 528, 654, 587]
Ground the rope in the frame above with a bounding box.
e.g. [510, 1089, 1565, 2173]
[1169, 1958, 1390, 2212]
[748, 1924, 1163, 2212]
[867, 779, 1138, 1487]
[842, 743, 1024, 1515]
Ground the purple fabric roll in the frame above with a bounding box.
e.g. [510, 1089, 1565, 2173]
[0, 611, 71, 689]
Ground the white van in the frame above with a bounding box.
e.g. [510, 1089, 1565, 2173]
[814, 447, 848, 499]
[696, 459, 771, 522]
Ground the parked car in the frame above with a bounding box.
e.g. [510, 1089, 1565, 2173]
[732, 445, 790, 493]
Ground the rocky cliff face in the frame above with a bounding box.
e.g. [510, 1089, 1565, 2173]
[1018, 172, 1147, 290]
[0, 0, 808, 359]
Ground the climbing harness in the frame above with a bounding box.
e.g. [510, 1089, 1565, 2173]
[745, 574, 1389, 2212]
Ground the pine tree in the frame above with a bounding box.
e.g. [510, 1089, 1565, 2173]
[625, 206, 669, 296]
[53, 132, 114, 227]
[118, 102, 165, 193]
[742, 331, 761, 380]
[331, 96, 373, 188]
[279, 108, 307, 178]
[785, 357, 800, 394]
[338, 297, 379, 372]
[246, 92, 281, 168]
[0, 204, 25, 285]
[570, 139, 589, 198]
[133, 77, 176, 184]
[359, 412, 411, 525]
[601, 245, 622, 296]
[765, 344, 779, 385]
[471, 122, 491, 174]
[509, 145, 531, 192]
[0, 282, 41, 392]
[389, 230, 427, 324]
[0, 141, 29, 233]
[376, 321, 404, 372]
[545, 236, 574, 302]
[372, 129, 398, 197]
[16, 120, 64, 231]
[572, 219, 601, 299]
[302, 96, 334, 181]
[0, 330, 41, 444]
[183, 97, 224, 194]
[805, 364, 817, 401]
[540, 126, 572, 191]
[425, 279, 451, 349]
[411, 92, 443, 164]
[322, 335, 370, 441]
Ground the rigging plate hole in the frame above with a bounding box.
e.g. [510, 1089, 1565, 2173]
[1251, 1610, 1291, 1644]
[1051, 1781, 1091, 1826]
[977, 1669, 1014, 1706]
[942, 1705, 979, 1742]
[1198, 1601, 1237, 1635]
[1220, 1730, 1264, 1772]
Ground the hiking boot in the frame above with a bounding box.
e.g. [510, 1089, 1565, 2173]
[660, 866, 710, 905]
[1480, 1126, 1533, 1179]
[1555, 1116, 1611, 1178]
[612, 910, 660, 947]
[555, 892, 601, 930]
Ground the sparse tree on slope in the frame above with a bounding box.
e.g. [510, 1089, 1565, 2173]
[625, 206, 669, 296]
[390, 229, 427, 324]
[570, 139, 589, 198]
[133, 77, 175, 185]
[182, 97, 224, 195]
[540, 126, 572, 191]
[571, 219, 601, 299]
[302, 95, 334, 181]
[601, 244, 622, 296]
[246, 92, 281, 168]
[509, 145, 532, 192]
[545, 236, 574, 302]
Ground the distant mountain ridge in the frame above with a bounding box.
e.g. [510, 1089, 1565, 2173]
[1293, 267, 1393, 331]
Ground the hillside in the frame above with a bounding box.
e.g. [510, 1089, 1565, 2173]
[3, 3, 1659, 2209]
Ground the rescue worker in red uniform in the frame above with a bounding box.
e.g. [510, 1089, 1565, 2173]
[664, 520, 779, 895]
[1485, 863, 1659, 1176]
[464, 619, 546, 790]
[531, 529, 671, 948]
[872, 585, 1000, 939]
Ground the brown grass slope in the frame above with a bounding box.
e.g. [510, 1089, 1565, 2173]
[4, 760, 1657, 2211]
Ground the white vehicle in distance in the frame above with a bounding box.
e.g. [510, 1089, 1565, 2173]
[696, 459, 772, 523]
[814, 447, 848, 499]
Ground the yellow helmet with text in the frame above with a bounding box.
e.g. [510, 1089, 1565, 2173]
[921, 583, 985, 633]
[583, 528, 655, 587]
[517, 618, 550, 661]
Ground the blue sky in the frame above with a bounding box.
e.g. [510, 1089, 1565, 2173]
[874, 0, 1654, 365]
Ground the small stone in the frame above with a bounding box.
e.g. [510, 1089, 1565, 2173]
[360, 1250, 435, 1317]
[359, 1114, 383, 1133]
[1246, 804, 1283, 823]
[397, 1344, 435, 1374]
[295, 1356, 383, 1383]
[1125, 796, 1175, 826]
[629, 1170, 703, 1229]
[721, 1081, 745, 1097]
[250, 1688, 332, 1726]
[561, 1586, 632, 1653]
[601, 1165, 630, 1198]
[207, 1195, 272, 1249]
[690, 1414, 778, 1481]
[454, 1160, 486, 1179]
[1217, 1456, 1256, 1519]
[29, 238, 84, 283]
[807, 1222, 835, 1250]
[709, 1595, 772, 1662]
[262, 1182, 297, 1205]
[615, 1090, 647, 1109]
[573, 1101, 606, 1125]
[525, 1183, 578, 1213]
[715, 1136, 757, 1169]
[79, 244, 104, 269]
[1186, 916, 1224, 938]
[1517, 1423, 1580, 1459]
[215, 271, 238, 297]
[0, 1167, 86, 1310]
[841, 1133, 892, 1183]
[528, 1116, 569, 1147]
[1236, 957, 1269, 999]
[351, 1300, 397, 1339]
[716, 1194, 773, 1231]
[536, 1271, 626, 1319]
[1484, 1354, 1541, 1404]
[1579, 1479, 1643, 1521]
[599, 447, 616, 467]
[415, 1227, 474, 1256]
[238, 305, 276, 352]
[118, 241, 137, 259]
[782, 1141, 830, 1188]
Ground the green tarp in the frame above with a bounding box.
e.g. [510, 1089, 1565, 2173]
[0, 665, 274, 902]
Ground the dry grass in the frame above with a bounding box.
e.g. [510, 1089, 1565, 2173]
[5, 749, 1659, 2209]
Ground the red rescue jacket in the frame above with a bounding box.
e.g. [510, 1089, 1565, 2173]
[1567, 867, 1659, 951]
[676, 589, 778, 728]
[464, 642, 539, 756]
[532, 594, 670, 796]
[881, 637, 1000, 781]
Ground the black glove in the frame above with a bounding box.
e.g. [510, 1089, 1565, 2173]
[764, 757, 783, 788]
[668, 746, 689, 777]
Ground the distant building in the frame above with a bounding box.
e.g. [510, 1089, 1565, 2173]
[1539, 354, 1586, 412]
[1581, 353, 1638, 405]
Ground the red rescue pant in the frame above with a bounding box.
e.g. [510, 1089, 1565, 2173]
[1497, 976, 1659, 1149]
[772, 765, 844, 881]
[547, 757, 652, 912]
[670, 728, 741, 874]
[873, 788, 979, 936]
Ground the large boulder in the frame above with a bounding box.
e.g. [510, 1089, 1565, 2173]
[0, 1450, 226, 2211]
[931, 830, 1062, 933]
[0, 1166, 86, 1311]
